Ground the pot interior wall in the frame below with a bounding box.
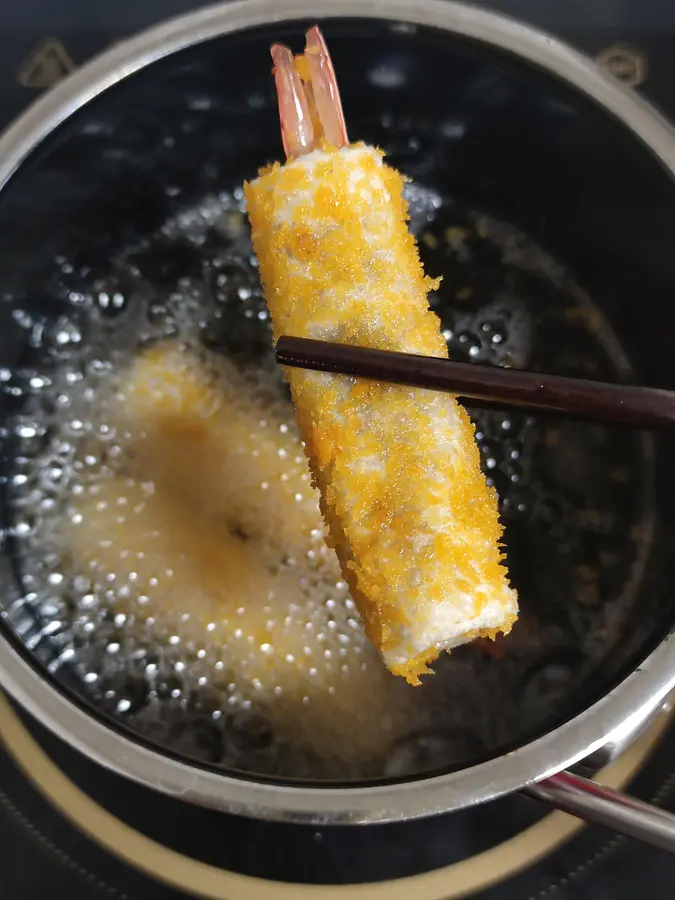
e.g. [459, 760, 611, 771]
[1, 18, 675, 785]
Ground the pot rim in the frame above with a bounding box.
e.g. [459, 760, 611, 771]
[1, 0, 675, 824]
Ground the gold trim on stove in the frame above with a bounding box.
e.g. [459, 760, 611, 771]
[16, 38, 75, 89]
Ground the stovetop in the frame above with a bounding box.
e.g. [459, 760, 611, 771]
[3, 1, 675, 897]
[3, 691, 675, 899]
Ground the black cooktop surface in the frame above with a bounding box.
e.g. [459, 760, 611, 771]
[3, 1, 675, 897]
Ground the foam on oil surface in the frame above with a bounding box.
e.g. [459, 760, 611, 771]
[3, 182, 655, 779]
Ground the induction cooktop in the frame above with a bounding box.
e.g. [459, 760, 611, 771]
[3, 1, 675, 898]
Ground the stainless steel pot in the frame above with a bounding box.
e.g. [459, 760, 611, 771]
[1, 0, 675, 851]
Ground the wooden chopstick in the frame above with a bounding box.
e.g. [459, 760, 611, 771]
[275, 336, 675, 430]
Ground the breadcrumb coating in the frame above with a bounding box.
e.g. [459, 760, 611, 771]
[245, 143, 518, 683]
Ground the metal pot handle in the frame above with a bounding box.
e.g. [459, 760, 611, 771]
[523, 771, 675, 852]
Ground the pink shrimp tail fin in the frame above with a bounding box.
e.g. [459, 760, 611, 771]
[304, 26, 349, 150]
[270, 26, 349, 160]
[271, 43, 315, 159]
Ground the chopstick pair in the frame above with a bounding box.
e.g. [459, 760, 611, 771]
[276, 336, 675, 431]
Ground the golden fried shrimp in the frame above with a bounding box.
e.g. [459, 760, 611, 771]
[244, 27, 518, 684]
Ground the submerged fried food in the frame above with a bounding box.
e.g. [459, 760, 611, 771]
[111, 341, 330, 565]
[64, 346, 414, 765]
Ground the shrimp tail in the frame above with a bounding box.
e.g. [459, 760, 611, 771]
[271, 43, 315, 160]
[271, 26, 348, 159]
[246, 27, 518, 685]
